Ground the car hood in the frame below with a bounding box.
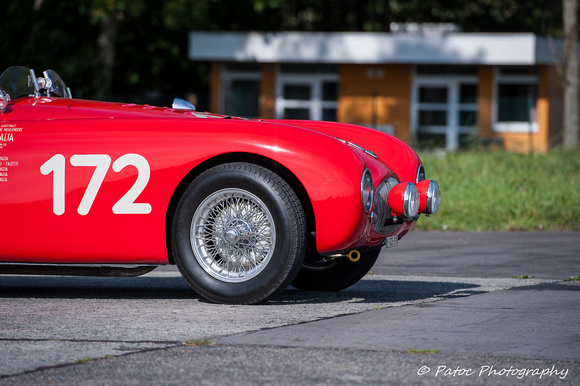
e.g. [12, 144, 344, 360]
[67, 99, 238, 120]
[8, 97, 420, 181]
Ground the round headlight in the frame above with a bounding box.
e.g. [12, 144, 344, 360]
[417, 180, 441, 215]
[388, 182, 420, 220]
[403, 183, 420, 219]
[428, 181, 441, 214]
[361, 169, 373, 212]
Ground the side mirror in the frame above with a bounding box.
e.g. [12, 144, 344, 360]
[172, 98, 196, 111]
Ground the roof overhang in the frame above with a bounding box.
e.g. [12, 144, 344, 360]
[189, 31, 562, 65]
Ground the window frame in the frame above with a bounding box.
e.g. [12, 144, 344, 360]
[411, 70, 478, 151]
[220, 64, 261, 118]
[493, 67, 539, 133]
[275, 66, 339, 121]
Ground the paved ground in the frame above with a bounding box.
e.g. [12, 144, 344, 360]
[372, 231, 579, 279]
[0, 231, 578, 385]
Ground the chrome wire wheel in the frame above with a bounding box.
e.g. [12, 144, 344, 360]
[173, 162, 306, 304]
[190, 188, 276, 283]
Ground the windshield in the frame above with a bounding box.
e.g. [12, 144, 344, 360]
[0, 66, 34, 100]
[44, 69, 72, 98]
[0, 66, 71, 101]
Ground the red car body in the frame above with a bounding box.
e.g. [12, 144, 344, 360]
[0, 66, 440, 304]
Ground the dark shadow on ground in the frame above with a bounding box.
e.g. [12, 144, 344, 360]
[0, 275, 482, 304]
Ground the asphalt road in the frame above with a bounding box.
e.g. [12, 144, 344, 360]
[0, 231, 578, 385]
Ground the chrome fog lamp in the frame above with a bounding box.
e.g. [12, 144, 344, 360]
[417, 180, 441, 215]
[387, 182, 420, 220]
[361, 169, 374, 212]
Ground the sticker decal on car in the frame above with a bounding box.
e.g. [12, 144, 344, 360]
[40, 153, 152, 215]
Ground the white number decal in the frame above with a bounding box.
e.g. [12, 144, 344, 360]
[40, 153, 151, 215]
[70, 154, 111, 215]
[40, 154, 66, 215]
[112, 154, 152, 214]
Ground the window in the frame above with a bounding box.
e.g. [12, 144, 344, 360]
[497, 84, 538, 122]
[494, 67, 538, 133]
[459, 84, 478, 127]
[221, 63, 261, 118]
[276, 64, 338, 121]
[224, 80, 260, 117]
[283, 85, 311, 100]
[412, 67, 478, 151]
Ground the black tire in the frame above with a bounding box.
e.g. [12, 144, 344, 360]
[172, 163, 307, 304]
[291, 247, 381, 291]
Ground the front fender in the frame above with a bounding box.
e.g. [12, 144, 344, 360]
[173, 119, 371, 253]
[267, 120, 421, 183]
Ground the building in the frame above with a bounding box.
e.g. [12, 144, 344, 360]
[188, 30, 570, 153]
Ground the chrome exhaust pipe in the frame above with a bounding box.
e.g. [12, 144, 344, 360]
[346, 249, 361, 262]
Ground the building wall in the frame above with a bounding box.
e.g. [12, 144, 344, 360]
[491, 65, 549, 153]
[260, 63, 276, 119]
[338, 64, 412, 142]
[210, 60, 565, 153]
[537, 65, 551, 153]
[209, 61, 220, 113]
[477, 65, 494, 138]
[547, 65, 564, 147]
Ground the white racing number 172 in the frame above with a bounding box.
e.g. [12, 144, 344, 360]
[40, 153, 152, 215]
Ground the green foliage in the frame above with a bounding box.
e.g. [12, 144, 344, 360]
[88, 0, 147, 23]
[75, 357, 95, 364]
[182, 339, 213, 346]
[414, 149, 580, 231]
[1, 1, 99, 95]
[1, 1, 564, 103]
[162, 0, 212, 30]
[406, 348, 440, 354]
[381, 0, 560, 34]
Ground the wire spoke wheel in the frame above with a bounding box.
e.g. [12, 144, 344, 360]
[191, 189, 276, 283]
[172, 162, 306, 304]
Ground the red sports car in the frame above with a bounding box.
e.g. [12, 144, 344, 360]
[0, 66, 440, 304]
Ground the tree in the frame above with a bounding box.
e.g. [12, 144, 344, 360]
[563, 0, 579, 149]
[88, 0, 147, 100]
[0, 0, 569, 107]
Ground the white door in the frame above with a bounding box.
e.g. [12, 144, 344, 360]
[276, 73, 338, 121]
[412, 77, 478, 151]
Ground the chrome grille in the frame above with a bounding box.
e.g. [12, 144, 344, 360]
[372, 176, 401, 234]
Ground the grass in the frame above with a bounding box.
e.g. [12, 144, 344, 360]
[372, 302, 384, 310]
[75, 357, 95, 364]
[413, 149, 580, 231]
[182, 339, 213, 346]
[564, 275, 580, 281]
[406, 348, 440, 354]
